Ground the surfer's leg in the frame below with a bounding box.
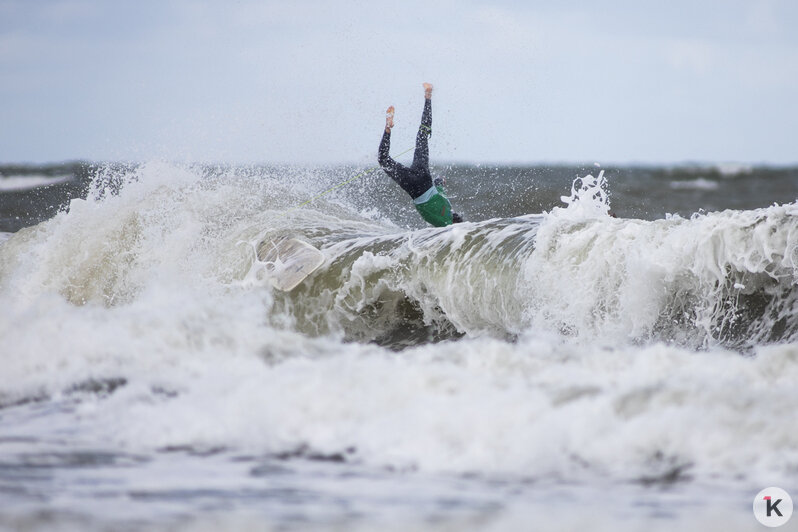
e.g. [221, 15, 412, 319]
[390, 165, 427, 198]
[411, 86, 432, 170]
[378, 129, 398, 175]
[378, 107, 401, 177]
[379, 105, 427, 198]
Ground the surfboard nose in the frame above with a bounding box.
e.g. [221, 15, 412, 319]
[257, 237, 325, 291]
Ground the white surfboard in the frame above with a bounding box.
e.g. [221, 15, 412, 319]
[257, 237, 325, 292]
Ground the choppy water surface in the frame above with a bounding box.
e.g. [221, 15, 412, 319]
[1, 161, 797, 531]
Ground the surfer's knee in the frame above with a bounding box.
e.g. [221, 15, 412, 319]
[452, 212, 463, 224]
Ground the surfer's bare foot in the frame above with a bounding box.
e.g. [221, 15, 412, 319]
[423, 82, 433, 99]
[385, 106, 394, 131]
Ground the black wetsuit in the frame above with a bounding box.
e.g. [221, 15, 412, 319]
[378, 99, 433, 199]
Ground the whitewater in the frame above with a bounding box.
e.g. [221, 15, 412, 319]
[1, 162, 797, 531]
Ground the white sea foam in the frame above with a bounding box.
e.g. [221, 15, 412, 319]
[715, 163, 753, 177]
[0, 174, 72, 191]
[2, 298, 797, 486]
[528, 175, 798, 347]
[669, 178, 720, 190]
[0, 162, 796, 529]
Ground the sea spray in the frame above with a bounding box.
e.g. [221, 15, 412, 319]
[528, 173, 798, 348]
[2, 161, 798, 530]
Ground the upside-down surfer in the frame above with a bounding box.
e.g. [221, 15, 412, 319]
[378, 83, 463, 226]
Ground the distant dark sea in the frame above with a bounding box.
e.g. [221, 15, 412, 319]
[1, 161, 797, 232]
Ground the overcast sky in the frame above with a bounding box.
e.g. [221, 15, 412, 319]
[1, 0, 797, 165]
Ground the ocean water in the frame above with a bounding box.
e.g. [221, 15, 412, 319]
[1, 161, 798, 531]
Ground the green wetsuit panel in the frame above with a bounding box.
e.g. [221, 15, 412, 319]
[414, 186, 453, 227]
